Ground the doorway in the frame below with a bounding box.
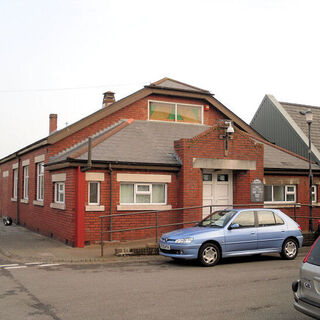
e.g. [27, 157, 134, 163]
[202, 170, 233, 219]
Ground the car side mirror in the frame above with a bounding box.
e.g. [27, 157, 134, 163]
[229, 223, 240, 230]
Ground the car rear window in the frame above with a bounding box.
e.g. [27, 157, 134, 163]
[307, 238, 320, 266]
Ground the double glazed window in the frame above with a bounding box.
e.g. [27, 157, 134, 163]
[23, 166, 29, 200]
[149, 101, 203, 124]
[54, 182, 65, 204]
[312, 185, 317, 203]
[36, 162, 44, 201]
[120, 183, 166, 204]
[89, 181, 100, 205]
[13, 168, 18, 199]
[264, 185, 296, 203]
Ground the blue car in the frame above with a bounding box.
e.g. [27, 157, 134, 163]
[159, 208, 303, 267]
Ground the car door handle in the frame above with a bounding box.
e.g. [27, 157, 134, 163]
[251, 232, 255, 234]
[281, 230, 285, 232]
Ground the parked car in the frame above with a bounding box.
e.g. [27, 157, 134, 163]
[292, 237, 320, 319]
[159, 208, 303, 267]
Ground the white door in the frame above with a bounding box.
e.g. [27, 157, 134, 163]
[202, 170, 233, 219]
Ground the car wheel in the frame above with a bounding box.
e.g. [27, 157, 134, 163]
[198, 243, 220, 267]
[281, 239, 298, 260]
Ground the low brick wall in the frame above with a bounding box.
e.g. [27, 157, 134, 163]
[303, 232, 318, 246]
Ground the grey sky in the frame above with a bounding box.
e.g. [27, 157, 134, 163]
[1, 0, 319, 159]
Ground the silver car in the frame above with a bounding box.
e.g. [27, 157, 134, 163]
[292, 236, 320, 319]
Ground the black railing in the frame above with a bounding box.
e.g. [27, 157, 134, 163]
[99, 203, 320, 256]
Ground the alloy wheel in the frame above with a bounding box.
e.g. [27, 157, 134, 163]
[202, 246, 218, 264]
[284, 240, 297, 258]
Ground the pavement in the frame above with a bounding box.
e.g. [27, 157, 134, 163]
[0, 222, 162, 264]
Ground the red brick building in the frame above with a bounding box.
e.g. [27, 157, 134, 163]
[0, 78, 319, 247]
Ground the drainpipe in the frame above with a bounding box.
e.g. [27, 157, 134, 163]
[76, 137, 92, 246]
[108, 163, 113, 241]
[87, 137, 92, 168]
[81, 137, 92, 172]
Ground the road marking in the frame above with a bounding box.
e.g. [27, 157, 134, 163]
[4, 266, 27, 270]
[25, 262, 42, 265]
[0, 264, 19, 267]
[38, 263, 60, 267]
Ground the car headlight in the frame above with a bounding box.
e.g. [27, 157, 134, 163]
[175, 237, 193, 244]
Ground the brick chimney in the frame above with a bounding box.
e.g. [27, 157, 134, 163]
[102, 91, 115, 108]
[49, 114, 57, 134]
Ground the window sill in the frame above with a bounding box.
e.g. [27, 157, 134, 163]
[85, 205, 105, 212]
[50, 203, 66, 210]
[117, 205, 172, 211]
[33, 200, 44, 207]
[264, 203, 301, 209]
[11, 198, 17, 202]
[20, 199, 29, 204]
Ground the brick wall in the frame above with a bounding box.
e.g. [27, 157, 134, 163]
[264, 174, 320, 231]
[0, 144, 78, 243]
[83, 169, 179, 243]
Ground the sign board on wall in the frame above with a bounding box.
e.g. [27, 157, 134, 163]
[251, 179, 264, 202]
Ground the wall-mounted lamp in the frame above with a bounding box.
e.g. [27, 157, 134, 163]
[219, 120, 234, 156]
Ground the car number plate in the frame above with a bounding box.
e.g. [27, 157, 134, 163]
[160, 243, 170, 250]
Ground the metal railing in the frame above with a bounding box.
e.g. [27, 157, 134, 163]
[99, 203, 320, 256]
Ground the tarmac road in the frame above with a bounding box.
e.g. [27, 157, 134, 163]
[0, 251, 312, 320]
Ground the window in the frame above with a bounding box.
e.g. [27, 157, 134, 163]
[120, 183, 166, 204]
[257, 210, 284, 226]
[257, 211, 280, 227]
[23, 166, 29, 200]
[89, 181, 100, 205]
[274, 214, 284, 225]
[203, 173, 212, 181]
[13, 168, 18, 199]
[36, 162, 44, 201]
[264, 185, 296, 203]
[54, 182, 65, 204]
[149, 101, 203, 124]
[232, 211, 255, 228]
[312, 185, 317, 203]
[217, 174, 228, 182]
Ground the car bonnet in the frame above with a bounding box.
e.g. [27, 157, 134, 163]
[161, 226, 221, 240]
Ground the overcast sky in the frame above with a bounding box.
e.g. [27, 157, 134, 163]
[1, 0, 320, 159]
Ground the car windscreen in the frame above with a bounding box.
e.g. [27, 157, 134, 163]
[307, 237, 320, 266]
[198, 210, 236, 228]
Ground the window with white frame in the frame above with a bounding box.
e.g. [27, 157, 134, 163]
[264, 185, 296, 203]
[13, 168, 18, 199]
[120, 183, 166, 204]
[88, 181, 100, 205]
[149, 101, 203, 124]
[36, 162, 44, 201]
[312, 185, 317, 203]
[54, 182, 65, 204]
[23, 166, 29, 200]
